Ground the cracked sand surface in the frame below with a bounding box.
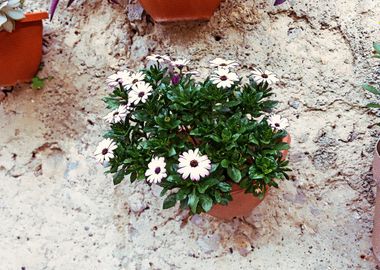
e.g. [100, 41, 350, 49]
[1, 0, 380, 269]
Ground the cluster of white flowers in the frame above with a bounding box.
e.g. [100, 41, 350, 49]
[209, 58, 240, 89]
[144, 148, 212, 183]
[208, 57, 280, 88]
[96, 54, 289, 184]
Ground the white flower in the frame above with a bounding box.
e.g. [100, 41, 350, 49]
[104, 105, 129, 124]
[147, 54, 171, 63]
[268, 115, 289, 131]
[94, 138, 117, 164]
[106, 70, 130, 88]
[246, 113, 252, 120]
[128, 82, 153, 105]
[145, 157, 167, 184]
[210, 68, 239, 88]
[251, 68, 279, 85]
[178, 149, 211, 181]
[171, 59, 190, 69]
[183, 70, 199, 76]
[123, 71, 146, 89]
[209, 58, 239, 69]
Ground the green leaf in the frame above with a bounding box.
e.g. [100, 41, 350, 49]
[363, 84, 380, 95]
[188, 191, 199, 213]
[113, 170, 125, 185]
[222, 128, 232, 141]
[31, 76, 45, 90]
[367, 103, 380, 108]
[273, 142, 290, 151]
[221, 159, 229, 168]
[168, 147, 176, 157]
[163, 193, 177, 209]
[374, 42, 380, 54]
[200, 195, 213, 212]
[227, 166, 242, 183]
[248, 166, 264, 180]
[218, 182, 232, 192]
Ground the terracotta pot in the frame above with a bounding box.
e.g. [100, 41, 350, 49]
[207, 134, 291, 220]
[0, 12, 49, 87]
[138, 0, 221, 22]
[372, 138, 380, 264]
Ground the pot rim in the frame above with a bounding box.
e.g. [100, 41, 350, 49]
[375, 137, 380, 159]
[20, 12, 49, 23]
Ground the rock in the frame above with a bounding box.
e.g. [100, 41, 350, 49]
[126, 192, 146, 213]
[127, 3, 144, 21]
[289, 99, 301, 109]
[196, 233, 221, 254]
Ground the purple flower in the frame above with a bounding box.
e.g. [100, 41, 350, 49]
[274, 0, 287, 5]
[171, 74, 181, 85]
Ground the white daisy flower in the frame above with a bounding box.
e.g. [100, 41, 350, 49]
[268, 115, 289, 131]
[94, 138, 117, 164]
[106, 70, 130, 88]
[251, 68, 279, 85]
[123, 71, 146, 89]
[183, 70, 199, 76]
[178, 149, 211, 181]
[128, 82, 153, 105]
[146, 54, 171, 63]
[103, 105, 129, 124]
[209, 58, 239, 69]
[210, 68, 239, 89]
[145, 157, 167, 184]
[171, 59, 190, 69]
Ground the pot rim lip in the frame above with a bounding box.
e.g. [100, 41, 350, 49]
[20, 12, 49, 23]
[375, 138, 380, 159]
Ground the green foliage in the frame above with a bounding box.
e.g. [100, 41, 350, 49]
[363, 42, 380, 111]
[101, 61, 290, 215]
[31, 76, 53, 90]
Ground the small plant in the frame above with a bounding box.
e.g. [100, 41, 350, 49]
[363, 42, 380, 109]
[0, 0, 25, 32]
[95, 55, 290, 215]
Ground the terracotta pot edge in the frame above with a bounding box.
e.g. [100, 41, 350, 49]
[20, 12, 49, 23]
[375, 138, 380, 159]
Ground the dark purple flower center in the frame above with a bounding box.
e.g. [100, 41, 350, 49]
[220, 75, 228, 81]
[155, 167, 161, 174]
[138, 92, 145, 97]
[261, 74, 268, 78]
[220, 63, 227, 66]
[132, 79, 139, 84]
[113, 112, 119, 116]
[275, 123, 280, 127]
[102, 148, 108, 155]
[190, 160, 198, 167]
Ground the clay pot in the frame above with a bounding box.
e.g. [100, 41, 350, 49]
[207, 134, 291, 220]
[372, 138, 380, 264]
[0, 12, 49, 87]
[138, 0, 221, 22]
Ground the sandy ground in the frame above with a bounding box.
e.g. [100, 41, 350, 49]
[1, 0, 380, 269]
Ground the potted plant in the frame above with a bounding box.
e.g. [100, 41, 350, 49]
[95, 55, 291, 220]
[138, 0, 288, 23]
[363, 42, 380, 264]
[49, 0, 287, 23]
[0, 0, 48, 86]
